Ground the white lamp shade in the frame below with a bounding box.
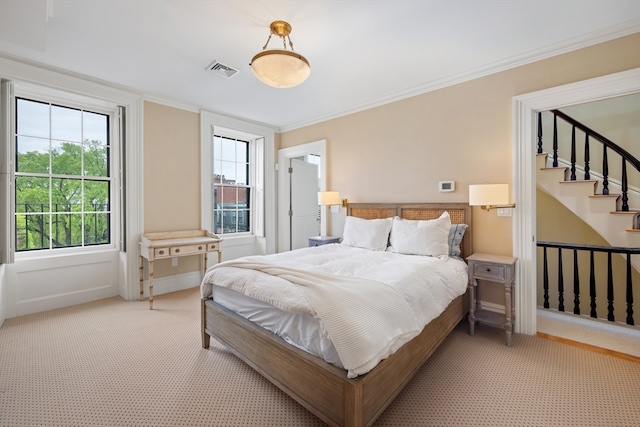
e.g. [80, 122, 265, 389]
[251, 49, 310, 88]
[469, 184, 509, 206]
[318, 191, 340, 206]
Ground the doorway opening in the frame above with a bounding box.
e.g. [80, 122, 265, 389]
[277, 140, 327, 253]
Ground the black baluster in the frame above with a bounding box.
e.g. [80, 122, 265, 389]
[553, 114, 559, 167]
[584, 134, 590, 180]
[570, 125, 576, 180]
[590, 250, 597, 318]
[626, 254, 634, 326]
[537, 112, 543, 154]
[607, 252, 614, 322]
[602, 146, 609, 195]
[573, 249, 580, 315]
[621, 159, 629, 212]
[558, 248, 564, 312]
[543, 246, 549, 309]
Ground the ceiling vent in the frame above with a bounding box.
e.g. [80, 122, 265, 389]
[206, 60, 240, 79]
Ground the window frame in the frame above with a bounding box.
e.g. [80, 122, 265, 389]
[211, 128, 259, 237]
[200, 110, 275, 257]
[9, 82, 122, 258]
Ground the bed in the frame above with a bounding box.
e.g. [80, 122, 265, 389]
[201, 202, 472, 427]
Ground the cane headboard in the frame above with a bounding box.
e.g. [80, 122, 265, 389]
[346, 202, 473, 259]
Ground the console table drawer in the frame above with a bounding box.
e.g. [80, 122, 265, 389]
[472, 262, 506, 282]
[207, 242, 220, 252]
[170, 244, 205, 256]
[154, 248, 170, 258]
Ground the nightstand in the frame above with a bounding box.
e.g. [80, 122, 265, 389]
[467, 253, 517, 346]
[308, 236, 341, 247]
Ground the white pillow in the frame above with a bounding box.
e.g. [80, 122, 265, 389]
[389, 211, 451, 257]
[342, 216, 393, 251]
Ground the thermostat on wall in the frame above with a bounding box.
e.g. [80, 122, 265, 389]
[438, 180, 455, 192]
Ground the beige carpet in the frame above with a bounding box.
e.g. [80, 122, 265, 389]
[1, 287, 638, 427]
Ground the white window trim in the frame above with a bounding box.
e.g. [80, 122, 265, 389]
[200, 110, 276, 256]
[12, 85, 121, 256]
[212, 131, 256, 237]
[0, 55, 143, 302]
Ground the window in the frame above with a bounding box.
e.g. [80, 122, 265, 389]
[14, 97, 113, 251]
[213, 134, 251, 234]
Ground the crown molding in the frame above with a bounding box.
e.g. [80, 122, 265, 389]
[279, 19, 640, 133]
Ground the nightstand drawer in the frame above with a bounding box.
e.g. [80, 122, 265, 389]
[472, 262, 506, 282]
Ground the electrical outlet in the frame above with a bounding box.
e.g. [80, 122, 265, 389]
[497, 208, 512, 217]
[171, 257, 178, 267]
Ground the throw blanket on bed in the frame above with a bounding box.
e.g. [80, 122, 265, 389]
[205, 259, 422, 378]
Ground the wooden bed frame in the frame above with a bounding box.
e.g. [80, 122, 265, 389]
[201, 202, 472, 427]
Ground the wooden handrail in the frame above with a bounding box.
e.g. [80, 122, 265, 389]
[539, 110, 639, 211]
[550, 109, 640, 171]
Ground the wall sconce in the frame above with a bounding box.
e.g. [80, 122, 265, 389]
[469, 184, 516, 211]
[318, 191, 340, 206]
[318, 191, 347, 209]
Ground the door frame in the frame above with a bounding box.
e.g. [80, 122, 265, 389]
[277, 139, 327, 253]
[512, 68, 640, 335]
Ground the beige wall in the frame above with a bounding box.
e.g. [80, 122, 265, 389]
[143, 101, 201, 278]
[140, 34, 639, 291]
[279, 33, 640, 253]
[278, 33, 640, 305]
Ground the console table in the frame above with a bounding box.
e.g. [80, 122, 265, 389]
[139, 229, 221, 309]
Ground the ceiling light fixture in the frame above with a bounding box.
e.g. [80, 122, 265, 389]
[250, 20, 310, 89]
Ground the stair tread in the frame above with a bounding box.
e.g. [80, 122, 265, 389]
[558, 179, 598, 184]
[626, 229, 640, 232]
[589, 194, 620, 198]
[611, 210, 640, 215]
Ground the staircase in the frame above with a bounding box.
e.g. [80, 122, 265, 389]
[536, 153, 640, 274]
[536, 109, 640, 271]
[535, 108, 640, 351]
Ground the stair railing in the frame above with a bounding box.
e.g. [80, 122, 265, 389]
[538, 241, 638, 326]
[537, 110, 640, 212]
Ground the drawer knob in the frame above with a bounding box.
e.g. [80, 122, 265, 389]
[175, 248, 180, 253]
[198, 246, 203, 250]
[486, 268, 491, 272]
[159, 250, 164, 255]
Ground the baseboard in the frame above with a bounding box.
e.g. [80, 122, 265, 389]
[537, 332, 640, 364]
[537, 308, 640, 360]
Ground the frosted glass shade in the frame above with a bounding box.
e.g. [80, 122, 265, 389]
[318, 191, 340, 206]
[251, 50, 310, 88]
[469, 184, 510, 206]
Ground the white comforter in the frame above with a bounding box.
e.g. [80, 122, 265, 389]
[201, 244, 468, 378]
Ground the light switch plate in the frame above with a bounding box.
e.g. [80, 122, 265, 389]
[497, 208, 512, 217]
[330, 205, 340, 213]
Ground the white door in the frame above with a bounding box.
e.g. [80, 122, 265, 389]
[290, 158, 319, 250]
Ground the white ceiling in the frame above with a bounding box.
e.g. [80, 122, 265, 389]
[1, 1, 639, 131]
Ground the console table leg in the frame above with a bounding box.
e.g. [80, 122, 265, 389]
[148, 260, 154, 310]
[138, 256, 144, 301]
